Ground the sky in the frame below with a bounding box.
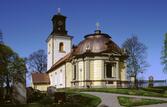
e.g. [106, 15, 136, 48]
[0, 0, 167, 81]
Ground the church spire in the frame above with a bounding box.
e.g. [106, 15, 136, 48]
[51, 8, 67, 35]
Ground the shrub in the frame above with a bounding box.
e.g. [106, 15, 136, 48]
[0, 88, 4, 103]
[27, 87, 46, 103]
[142, 88, 165, 94]
[39, 95, 54, 105]
[54, 92, 66, 104]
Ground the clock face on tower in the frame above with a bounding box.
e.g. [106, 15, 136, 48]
[52, 14, 67, 34]
[58, 27, 61, 31]
[57, 20, 63, 26]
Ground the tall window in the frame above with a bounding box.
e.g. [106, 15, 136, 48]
[60, 69, 63, 85]
[55, 72, 57, 85]
[106, 63, 112, 78]
[59, 42, 64, 52]
[73, 65, 76, 80]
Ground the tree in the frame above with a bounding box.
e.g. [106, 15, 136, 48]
[26, 49, 47, 73]
[161, 33, 167, 72]
[0, 44, 13, 88]
[0, 30, 4, 44]
[0, 44, 26, 96]
[122, 36, 148, 87]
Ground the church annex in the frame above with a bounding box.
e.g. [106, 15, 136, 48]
[32, 10, 128, 90]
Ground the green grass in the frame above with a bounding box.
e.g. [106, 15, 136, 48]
[0, 104, 80, 107]
[118, 96, 167, 107]
[78, 93, 101, 107]
[0, 93, 101, 107]
[57, 88, 167, 98]
[154, 86, 167, 90]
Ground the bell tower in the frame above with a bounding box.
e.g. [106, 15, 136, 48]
[51, 8, 67, 35]
[46, 8, 73, 70]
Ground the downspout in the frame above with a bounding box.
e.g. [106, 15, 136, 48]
[65, 63, 66, 89]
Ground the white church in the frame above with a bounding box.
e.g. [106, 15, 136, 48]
[31, 9, 128, 91]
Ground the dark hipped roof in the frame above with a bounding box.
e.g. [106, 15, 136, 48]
[32, 73, 50, 84]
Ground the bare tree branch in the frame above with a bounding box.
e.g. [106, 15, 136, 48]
[26, 49, 47, 73]
[161, 33, 167, 72]
[122, 35, 149, 81]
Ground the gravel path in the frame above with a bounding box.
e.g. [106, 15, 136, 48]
[82, 92, 167, 107]
[82, 92, 121, 107]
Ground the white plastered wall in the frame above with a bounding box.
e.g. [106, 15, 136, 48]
[93, 60, 104, 86]
[78, 61, 84, 87]
[48, 64, 65, 88]
[54, 36, 72, 64]
[47, 35, 72, 70]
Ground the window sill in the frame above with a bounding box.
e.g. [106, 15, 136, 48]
[59, 51, 66, 53]
[104, 77, 116, 80]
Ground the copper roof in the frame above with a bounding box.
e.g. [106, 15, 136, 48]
[32, 73, 50, 84]
[74, 30, 122, 55]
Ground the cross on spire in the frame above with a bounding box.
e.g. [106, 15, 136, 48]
[57, 8, 61, 15]
[96, 22, 100, 30]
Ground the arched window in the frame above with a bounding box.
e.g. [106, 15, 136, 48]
[59, 42, 64, 52]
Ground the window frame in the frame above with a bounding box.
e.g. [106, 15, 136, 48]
[73, 64, 77, 80]
[105, 62, 113, 78]
[59, 42, 65, 52]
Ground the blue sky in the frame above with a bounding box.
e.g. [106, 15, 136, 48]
[0, 0, 167, 81]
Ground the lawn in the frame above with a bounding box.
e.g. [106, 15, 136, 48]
[118, 96, 167, 107]
[78, 93, 101, 107]
[57, 87, 167, 98]
[0, 93, 101, 107]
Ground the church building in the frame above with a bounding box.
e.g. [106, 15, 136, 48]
[32, 9, 128, 90]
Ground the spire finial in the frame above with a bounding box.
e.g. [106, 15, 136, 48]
[96, 22, 100, 30]
[95, 22, 101, 34]
[57, 8, 61, 15]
